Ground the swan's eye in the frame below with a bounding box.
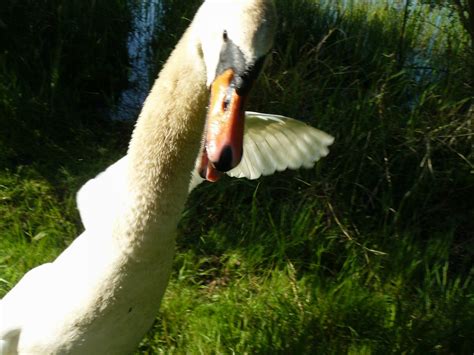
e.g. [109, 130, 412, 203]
[223, 30, 228, 42]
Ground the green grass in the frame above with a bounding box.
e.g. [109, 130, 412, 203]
[0, 168, 76, 294]
[1, 0, 473, 353]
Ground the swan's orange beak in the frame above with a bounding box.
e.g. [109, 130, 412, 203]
[200, 69, 246, 181]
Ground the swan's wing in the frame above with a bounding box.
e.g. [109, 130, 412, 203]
[76, 156, 128, 231]
[77, 113, 333, 228]
[227, 112, 334, 179]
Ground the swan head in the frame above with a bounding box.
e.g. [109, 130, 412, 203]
[193, 0, 277, 180]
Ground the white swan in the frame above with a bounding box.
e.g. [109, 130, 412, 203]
[77, 111, 334, 233]
[0, 0, 278, 353]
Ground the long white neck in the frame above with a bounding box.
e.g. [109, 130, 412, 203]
[114, 27, 208, 256]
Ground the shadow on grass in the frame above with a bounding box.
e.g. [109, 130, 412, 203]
[168, 0, 473, 352]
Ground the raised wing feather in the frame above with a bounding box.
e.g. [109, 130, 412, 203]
[227, 112, 334, 179]
[77, 112, 334, 232]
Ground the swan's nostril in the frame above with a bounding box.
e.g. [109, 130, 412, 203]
[213, 145, 233, 172]
[199, 166, 207, 179]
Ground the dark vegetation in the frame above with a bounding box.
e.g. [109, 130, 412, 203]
[0, 0, 131, 173]
[1, 0, 473, 353]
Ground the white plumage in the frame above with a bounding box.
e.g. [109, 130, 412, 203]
[76, 112, 333, 232]
[0, 1, 333, 354]
[1, 0, 279, 352]
[228, 112, 334, 179]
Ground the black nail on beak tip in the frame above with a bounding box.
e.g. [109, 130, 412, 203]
[213, 145, 234, 172]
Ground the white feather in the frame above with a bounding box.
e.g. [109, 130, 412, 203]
[77, 112, 333, 233]
[0, 2, 281, 352]
[227, 111, 334, 178]
[76, 156, 128, 235]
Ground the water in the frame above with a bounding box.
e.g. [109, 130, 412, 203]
[113, 0, 453, 120]
[112, 0, 163, 120]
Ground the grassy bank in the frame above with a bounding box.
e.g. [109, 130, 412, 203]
[1, 0, 473, 353]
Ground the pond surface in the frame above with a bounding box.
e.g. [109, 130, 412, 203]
[112, 0, 163, 120]
[112, 0, 453, 120]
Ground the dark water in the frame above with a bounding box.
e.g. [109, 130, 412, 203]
[111, 0, 163, 120]
[111, 0, 450, 120]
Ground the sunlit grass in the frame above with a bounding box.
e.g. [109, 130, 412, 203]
[0, 169, 77, 295]
[0, 0, 473, 353]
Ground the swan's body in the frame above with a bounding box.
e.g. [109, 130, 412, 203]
[1, 23, 207, 355]
[0, 0, 278, 353]
[77, 111, 333, 232]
